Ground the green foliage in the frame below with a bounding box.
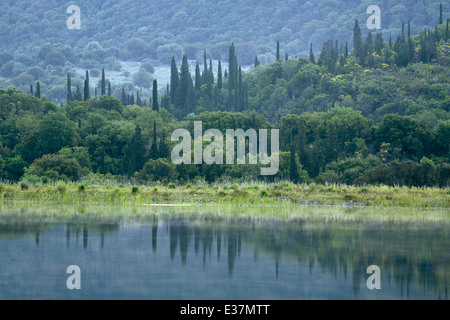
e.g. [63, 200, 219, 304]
[131, 186, 139, 193]
[168, 183, 176, 189]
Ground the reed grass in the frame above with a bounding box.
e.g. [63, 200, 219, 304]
[0, 181, 448, 209]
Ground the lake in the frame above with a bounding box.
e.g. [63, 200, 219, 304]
[0, 205, 448, 300]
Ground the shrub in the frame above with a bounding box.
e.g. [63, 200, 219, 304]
[78, 184, 86, 192]
[132, 186, 139, 193]
[56, 183, 66, 194]
[230, 183, 239, 190]
[343, 194, 358, 202]
[152, 186, 159, 193]
[20, 182, 29, 191]
[168, 183, 176, 189]
[260, 189, 268, 197]
[185, 183, 192, 188]
[119, 184, 125, 188]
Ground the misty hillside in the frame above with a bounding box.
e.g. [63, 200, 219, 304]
[0, 0, 446, 65]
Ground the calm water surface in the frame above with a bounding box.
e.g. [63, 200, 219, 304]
[0, 206, 448, 300]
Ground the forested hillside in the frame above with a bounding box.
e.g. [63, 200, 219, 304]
[0, 0, 447, 104]
[0, 3, 449, 187]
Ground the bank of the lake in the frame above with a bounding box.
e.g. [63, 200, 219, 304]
[1, 181, 449, 209]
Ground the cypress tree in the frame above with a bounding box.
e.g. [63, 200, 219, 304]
[67, 73, 72, 102]
[121, 87, 127, 105]
[124, 125, 146, 175]
[217, 60, 223, 89]
[150, 122, 158, 160]
[73, 84, 81, 101]
[35, 82, 41, 99]
[30, 84, 33, 96]
[254, 56, 260, 68]
[209, 58, 214, 84]
[158, 130, 169, 159]
[289, 133, 300, 184]
[152, 79, 159, 112]
[101, 68, 106, 96]
[285, 53, 288, 61]
[203, 50, 208, 80]
[309, 43, 316, 64]
[375, 33, 384, 55]
[85, 70, 90, 101]
[175, 55, 195, 118]
[108, 82, 111, 97]
[130, 93, 135, 105]
[354, 20, 365, 64]
[276, 40, 280, 61]
[170, 56, 179, 104]
[238, 66, 244, 111]
[95, 87, 97, 99]
[195, 62, 202, 91]
[440, 3, 443, 25]
[344, 42, 349, 58]
[136, 91, 142, 106]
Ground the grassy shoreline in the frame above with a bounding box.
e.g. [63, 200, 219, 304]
[1, 181, 449, 209]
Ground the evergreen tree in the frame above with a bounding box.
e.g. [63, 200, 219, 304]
[130, 93, 135, 105]
[209, 58, 214, 84]
[67, 73, 72, 102]
[203, 50, 208, 81]
[289, 133, 299, 184]
[35, 82, 41, 99]
[108, 82, 111, 97]
[158, 130, 169, 159]
[276, 40, 280, 61]
[344, 42, 349, 58]
[217, 60, 223, 89]
[121, 87, 127, 105]
[150, 122, 158, 159]
[170, 56, 179, 104]
[73, 84, 82, 101]
[254, 56, 260, 68]
[95, 87, 97, 99]
[285, 53, 288, 61]
[136, 91, 142, 106]
[124, 125, 146, 176]
[175, 55, 195, 118]
[85, 70, 91, 101]
[101, 68, 106, 96]
[353, 20, 365, 64]
[440, 3, 443, 25]
[238, 66, 244, 111]
[30, 84, 33, 96]
[228, 43, 238, 110]
[375, 33, 384, 55]
[195, 62, 202, 91]
[152, 79, 159, 112]
[309, 43, 316, 64]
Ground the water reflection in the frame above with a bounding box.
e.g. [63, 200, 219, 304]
[0, 210, 448, 300]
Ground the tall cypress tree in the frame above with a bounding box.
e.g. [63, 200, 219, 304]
[309, 43, 316, 64]
[152, 79, 159, 112]
[67, 73, 72, 102]
[83, 70, 90, 101]
[289, 133, 300, 184]
[108, 82, 111, 97]
[150, 121, 158, 159]
[121, 87, 127, 105]
[254, 56, 260, 68]
[136, 91, 142, 106]
[170, 56, 179, 104]
[440, 3, 443, 25]
[124, 125, 146, 175]
[228, 43, 237, 109]
[238, 66, 244, 111]
[30, 84, 33, 96]
[101, 68, 106, 96]
[175, 55, 195, 118]
[35, 82, 41, 99]
[95, 87, 97, 99]
[217, 60, 223, 89]
[276, 40, 280, 61]
[73, 84, 81, 101]
[353, 20, 365, 64]
[209, 58, 214, 84]
[195, 62, 202, 91]
[344, 42, 349, 58]
[158, 130, 169, 159]
[203, 50, 208, 80]
[285, 53, 288, 61]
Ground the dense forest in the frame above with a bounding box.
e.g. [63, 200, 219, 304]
[0, 0, 447, 105]
[0, 6, 449, 187]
